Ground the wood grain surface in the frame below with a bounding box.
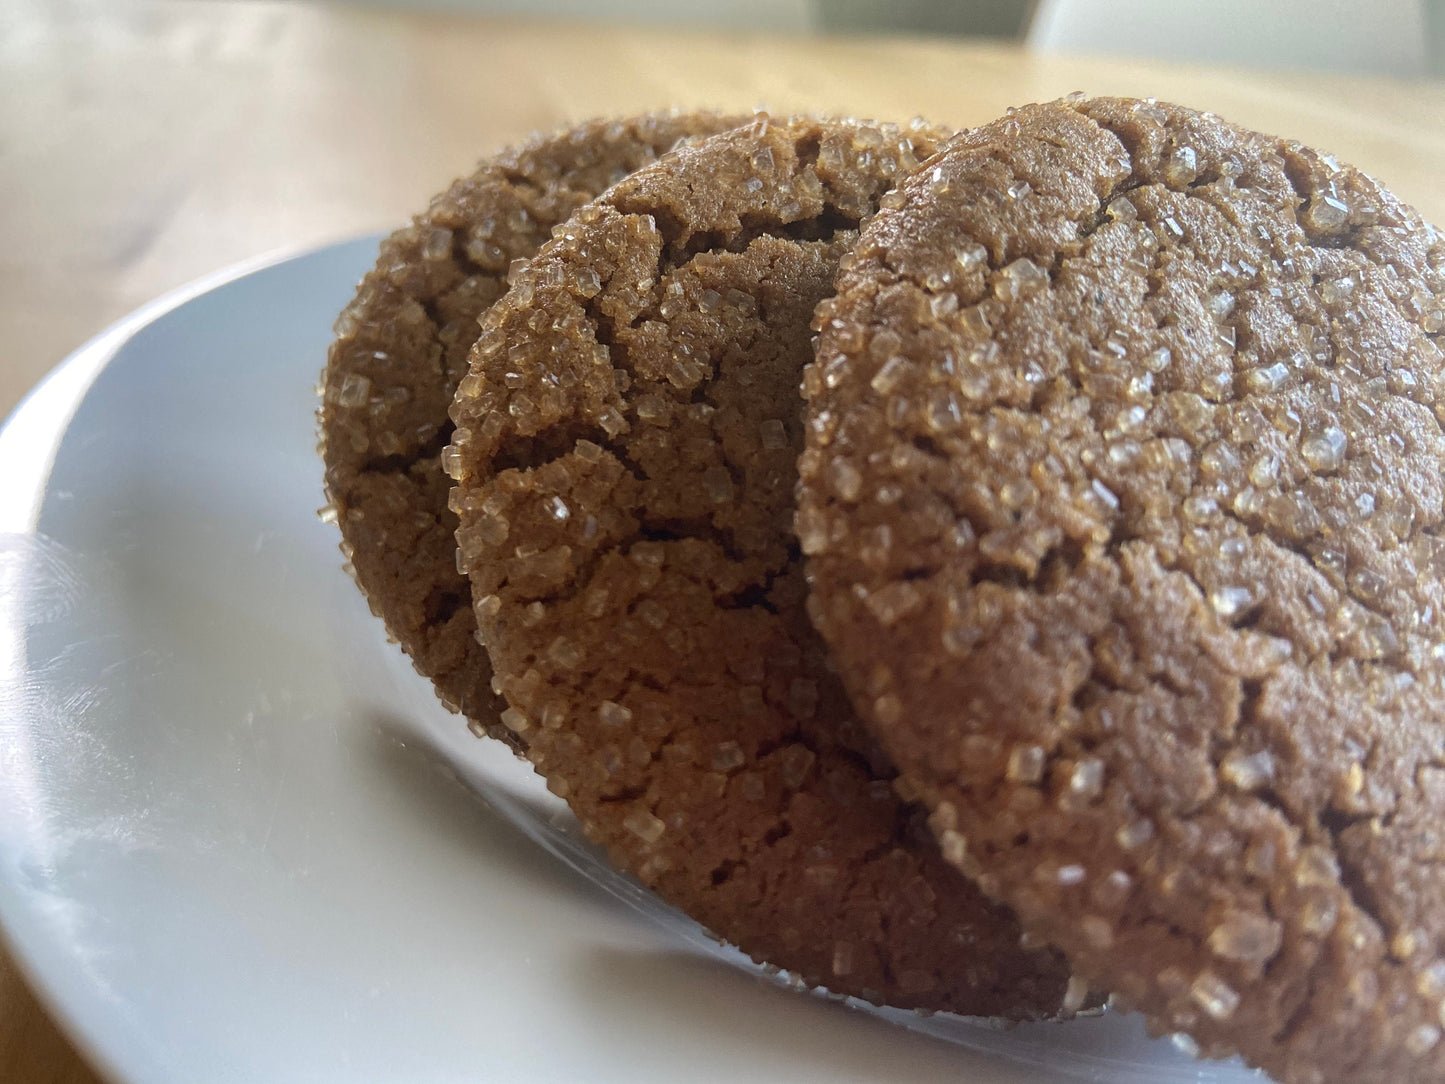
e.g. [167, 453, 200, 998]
[1, 1, 1442, 1079]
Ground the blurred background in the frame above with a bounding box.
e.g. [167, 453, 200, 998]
[330, 0, 1445, 75]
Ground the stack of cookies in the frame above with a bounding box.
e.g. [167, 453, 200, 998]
[319, 100, 1445, 1084]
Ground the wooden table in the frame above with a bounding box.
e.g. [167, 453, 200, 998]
[1, 1, 1441, 1079]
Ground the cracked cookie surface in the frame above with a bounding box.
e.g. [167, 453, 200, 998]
[799, 97, 1445, 1082]
[446, 115, 1077, 1016]
[320, 113, 741, 741]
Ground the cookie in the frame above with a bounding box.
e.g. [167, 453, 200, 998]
[799, 96, 1445, 1081]
[445, 116, 1077, 1016]
[319, 112, 743, 741]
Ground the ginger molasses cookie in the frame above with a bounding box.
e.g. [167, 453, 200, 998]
[320, 112, 742, 741]
[799, 96, 1445, 1081]
[445, 115, 1076, 1015]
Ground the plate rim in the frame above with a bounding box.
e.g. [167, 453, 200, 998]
[0, 235, 381, 1084]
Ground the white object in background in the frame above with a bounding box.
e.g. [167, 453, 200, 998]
[1029, 0, 1431, 76]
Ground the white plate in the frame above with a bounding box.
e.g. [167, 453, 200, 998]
[0, 240, 1258, 1084]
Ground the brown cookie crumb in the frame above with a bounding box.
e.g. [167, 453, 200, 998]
[319, 112, 743, 740]
[447, 115, 1077, 1016]
[801, 96, 1445, 1083]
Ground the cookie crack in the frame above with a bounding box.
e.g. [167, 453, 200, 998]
[472, 215, 844, 614]
[594, 784, 648, 805]
[1058, 649, 1398, 1059]
[654, 208, 862, 279]
[1278, 152, 1371, 253]
[636, 513, 757, 576]
[1059, 132, 1444, 672]
[357, 427, 452, 478]
[479, 409, 776, 618]
[1186, 502, 1413, 669]
[709, 858, 745, 886]
[446, 218, 499, 282]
